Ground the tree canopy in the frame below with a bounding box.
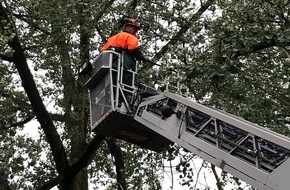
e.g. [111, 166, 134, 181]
[1, 0, 290, 189]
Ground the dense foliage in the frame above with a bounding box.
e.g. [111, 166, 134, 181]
[1, 0, 290, 189]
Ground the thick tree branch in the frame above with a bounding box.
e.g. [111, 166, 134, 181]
[233, 37, 290, 59]
[2, 113, 65, 130]
[5, 115, 34, 128]
[1, 2, 70, 181]
[106, 138, 127, 190]
[94, 0, 116, 41]
[153, 0, 216, 62]
[11, 33, 70, 187]
[0, 54, 13, 62]
[37, 133, 105, 190]
[37, 177, 59, 190]
[194, 36, 290, 80]
[68, 134, 105, 179]
[50, 113, 66, 122]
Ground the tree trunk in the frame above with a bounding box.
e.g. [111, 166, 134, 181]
[106, 138, 127, 190]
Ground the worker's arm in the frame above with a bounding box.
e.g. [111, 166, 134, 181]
[128, 47, 147, 62]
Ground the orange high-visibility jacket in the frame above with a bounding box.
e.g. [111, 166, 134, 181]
[100, 31, 138, 52]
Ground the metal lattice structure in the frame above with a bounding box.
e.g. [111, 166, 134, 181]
[84, 50, 290, 190]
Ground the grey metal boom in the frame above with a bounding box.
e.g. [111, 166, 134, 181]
[84, 50, 290, 190]
[134, 91, 290, 190]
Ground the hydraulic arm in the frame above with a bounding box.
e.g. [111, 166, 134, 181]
[82, 50, 290, 190]
[134, 91, 290, 190]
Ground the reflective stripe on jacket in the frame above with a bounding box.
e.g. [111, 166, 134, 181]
[100, 31, 138, 52]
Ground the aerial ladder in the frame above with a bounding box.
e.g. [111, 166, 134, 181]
[80, 50, 290, 190]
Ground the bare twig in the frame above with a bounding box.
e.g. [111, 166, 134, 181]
[193, 160, 206, 189]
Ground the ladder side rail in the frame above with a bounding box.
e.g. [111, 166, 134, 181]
[211, 104, 290, 142]
[165, 91, 290, 174]
[88, 50, 120, 130]
[120, 68, 138, 91]
[119, 51, 138, 94]
[117, 52, 131, 112]
[138, 109, 269, 180]
[134, 92, 290, 190]
[180, 126, 272, 190]
[104, 50, 133, 112]
[164, 91, 290, 149]
[120, 68, 138, 94]
[114, 51, 122, 109]
[132, 57, 137, 89]
[104, 50, 120, 110]
[109, 50, 140, 113]
[134, 106, 272, 190]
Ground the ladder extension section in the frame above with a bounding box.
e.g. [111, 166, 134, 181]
[134, 91, 290, 190]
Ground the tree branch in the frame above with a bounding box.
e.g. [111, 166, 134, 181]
[13, 13, 51, 35]
[193, 160, 206, 189]
[211, 164, 223, 190]
[5, 115, 34, 128]
[153, 0, 216, 62]
[2, 1, 70, 180]
[0, 54, 13, 62]
[228, 37, 290, 62]
[11, 32, 70, 176]
[36, 177, 59, 190]
[50, 113, 65, 122]
[106, 138, 127, 190]
[36, 133, 105, 190]
[94, 0, 116, 42]
[68, 133, 105, 180]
